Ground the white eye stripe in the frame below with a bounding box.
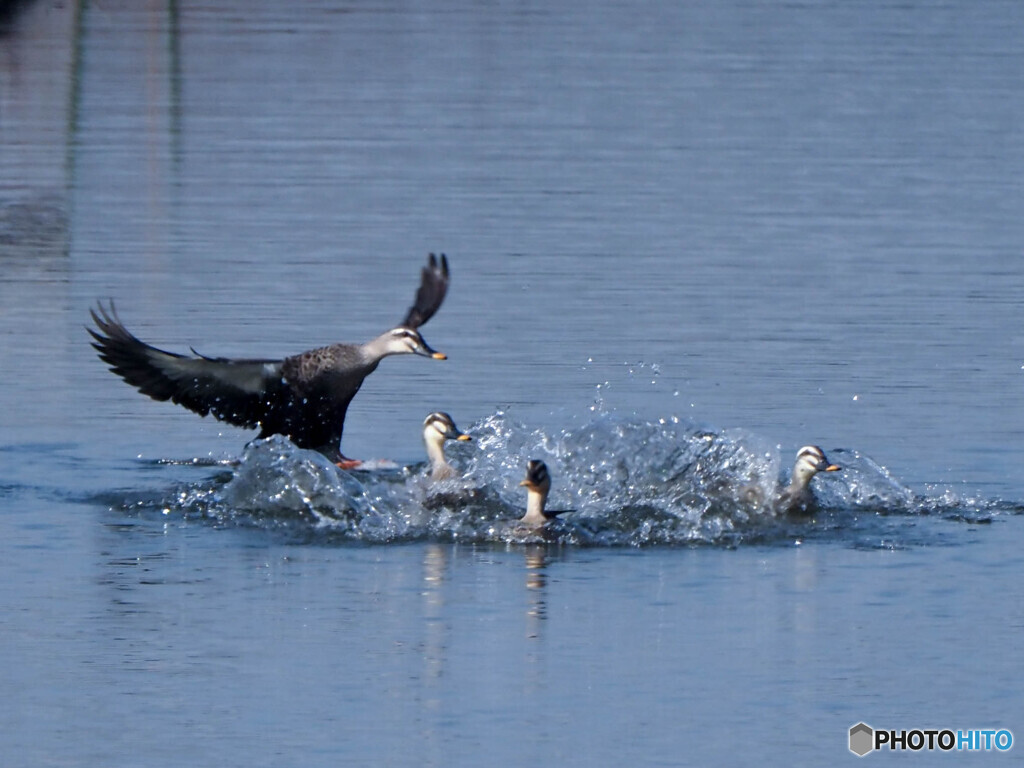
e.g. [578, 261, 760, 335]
[424, 412, 457, 433]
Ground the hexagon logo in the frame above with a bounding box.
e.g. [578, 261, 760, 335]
[849, 722, 874, 757]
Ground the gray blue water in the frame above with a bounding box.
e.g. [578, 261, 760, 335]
[2, 0, 1023, 765]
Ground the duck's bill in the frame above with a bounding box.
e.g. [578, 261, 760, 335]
[824, 464, 841, 472]
[415, 337, 446, 359]
[456, 434, 472, 441]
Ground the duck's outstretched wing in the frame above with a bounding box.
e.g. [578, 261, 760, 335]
[401, 253, 449, 329]
[87, 301, 285, 430]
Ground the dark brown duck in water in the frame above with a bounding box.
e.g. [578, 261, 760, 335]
[88, 254, 450, 467]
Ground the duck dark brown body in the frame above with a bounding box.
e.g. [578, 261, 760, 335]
[89, 254, 450, 464]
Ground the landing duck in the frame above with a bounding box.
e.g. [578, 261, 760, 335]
[89, 254, 450, 467]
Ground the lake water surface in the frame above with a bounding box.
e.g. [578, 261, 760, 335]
[2, 0, 1022, 765]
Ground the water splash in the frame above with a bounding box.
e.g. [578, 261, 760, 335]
[102, 413, 1021, 547]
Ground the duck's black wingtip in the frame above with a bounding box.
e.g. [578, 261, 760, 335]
[402, 252, 451, 329]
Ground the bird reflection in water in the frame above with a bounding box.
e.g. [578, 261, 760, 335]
[524, 545, 548, 639]
[420, 543, 449, 686]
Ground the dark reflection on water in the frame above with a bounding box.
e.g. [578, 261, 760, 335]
[2, 0, 1024, 764]
[523, 545, 548, 631]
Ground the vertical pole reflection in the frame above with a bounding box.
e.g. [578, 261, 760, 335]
[0, 0, 77, 255]
[167, 0, 182, 176]
[66, 0, 86, 239]
[143, 0, 171, 257]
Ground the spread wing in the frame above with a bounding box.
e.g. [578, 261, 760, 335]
[88, 301, 285, 430]
[401, 253, 449, 329]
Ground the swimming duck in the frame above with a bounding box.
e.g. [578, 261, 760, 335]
[518, 459, 568, 528]
[422, 411, 471, 480]
[89, 254, 450, 467]
[774, 445, 840, 516]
